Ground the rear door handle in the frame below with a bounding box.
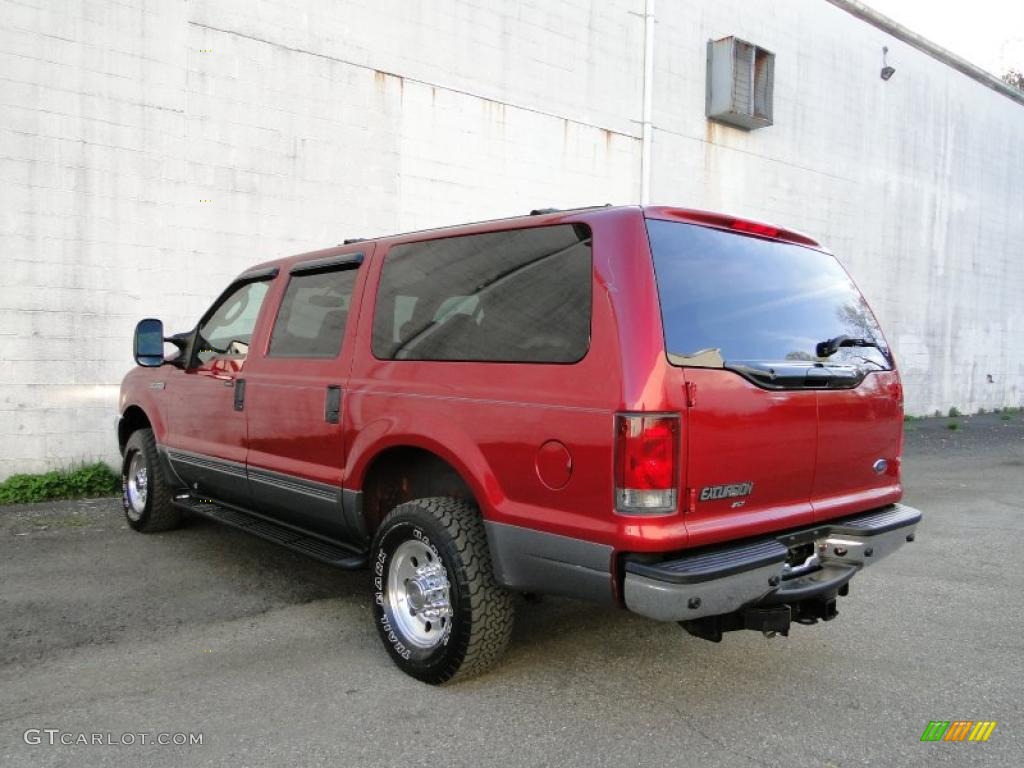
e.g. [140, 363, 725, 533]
[325, 385, 341, 424]
[233, 379, 246, 411]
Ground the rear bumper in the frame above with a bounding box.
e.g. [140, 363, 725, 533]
[623, 503, 921, 622]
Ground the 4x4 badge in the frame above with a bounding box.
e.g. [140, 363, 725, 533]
[699, 482, 754, 502]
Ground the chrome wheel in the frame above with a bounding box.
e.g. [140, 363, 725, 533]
[125, 451, 148, 521]
[386, 538, 453, 649]
[371, 498, 514, 683]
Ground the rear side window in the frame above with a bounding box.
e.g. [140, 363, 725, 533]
[646, 220, 891, 368]
[268, 268, 358, 358]
[372, 224, 592, 363]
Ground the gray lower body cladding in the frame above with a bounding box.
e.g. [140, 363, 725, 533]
[158, 445, 367, 545]
[484, 521, 615, 605]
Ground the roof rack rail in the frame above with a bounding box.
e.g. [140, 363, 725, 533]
[342, 237, 366, 244]
[530, 204, 613, 216]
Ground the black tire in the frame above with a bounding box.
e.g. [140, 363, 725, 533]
[121, 428, 182, 533]
[371, 497, 514, 684]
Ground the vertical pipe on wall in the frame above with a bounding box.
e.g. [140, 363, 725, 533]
[639, 0, 656, 204]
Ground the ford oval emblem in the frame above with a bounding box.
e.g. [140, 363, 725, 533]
[872, 459, 888, 474]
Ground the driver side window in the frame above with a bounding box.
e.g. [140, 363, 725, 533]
[195, 280, 270, 365]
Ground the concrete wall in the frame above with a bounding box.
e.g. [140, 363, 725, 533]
[1, 0, 1021, 477]
[0, 0, 641, 477]
[650, 0, 1024, 420]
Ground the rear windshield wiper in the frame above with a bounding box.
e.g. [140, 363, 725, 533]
[815, 334, 883, 358]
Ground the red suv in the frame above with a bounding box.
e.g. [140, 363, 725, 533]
[118, 205, 921, 683]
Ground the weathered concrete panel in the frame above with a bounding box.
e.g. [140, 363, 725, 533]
[1, 0, 1021, 477]
[651, 0, 1024, 415]
[0, 0, 640, 476]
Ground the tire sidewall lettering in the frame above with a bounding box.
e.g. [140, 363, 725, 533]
[121, 450, 132, 513]
[373, 549, 385, 603]
[373, 520, 455, 662]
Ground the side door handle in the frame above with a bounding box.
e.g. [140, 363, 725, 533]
[325, 385, 341, 424]
[233, 378, 246, 411]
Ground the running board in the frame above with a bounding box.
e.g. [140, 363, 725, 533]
[178, 498, 368, 569]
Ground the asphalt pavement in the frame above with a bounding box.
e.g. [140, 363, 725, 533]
[2, 412, 1022, 767]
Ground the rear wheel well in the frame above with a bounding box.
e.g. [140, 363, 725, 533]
[360, 447, 477, 536]
[118, 406, 152, 455]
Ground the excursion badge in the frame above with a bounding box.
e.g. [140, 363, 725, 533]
[699, 481, 754, 502]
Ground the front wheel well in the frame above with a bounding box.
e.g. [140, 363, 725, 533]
[118, 405, 152, 455]
[360, 447, 477, 537]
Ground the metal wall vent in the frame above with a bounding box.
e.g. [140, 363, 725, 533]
[706, 36, 775, 130]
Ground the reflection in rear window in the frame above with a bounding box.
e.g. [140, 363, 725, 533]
[646, 220, 890, 368]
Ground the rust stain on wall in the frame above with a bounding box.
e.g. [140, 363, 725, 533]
[704, 120, 719, 145]
[703, 120, 719, 171]
[373, 69, 404, 97]
[483, 98, 506, 126]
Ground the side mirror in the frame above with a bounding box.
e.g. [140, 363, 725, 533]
[134, 318, 165, 367]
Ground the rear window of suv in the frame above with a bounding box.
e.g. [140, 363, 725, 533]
[646, 220, 891, 369]
[372, 224, 592, 363]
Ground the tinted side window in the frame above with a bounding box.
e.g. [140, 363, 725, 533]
[196, 280, 271, 365]
[268, 268, 358, 358]
[372, 224, 592, 363]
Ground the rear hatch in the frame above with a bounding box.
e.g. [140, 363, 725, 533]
[645, 215, 902, 548]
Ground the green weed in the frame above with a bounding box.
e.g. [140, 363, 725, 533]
[0, 463, 119, 505]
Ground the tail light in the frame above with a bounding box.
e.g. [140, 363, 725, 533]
[614, 413, 680, 514]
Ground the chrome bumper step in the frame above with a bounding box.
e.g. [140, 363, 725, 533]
[623, 503, 921, 622]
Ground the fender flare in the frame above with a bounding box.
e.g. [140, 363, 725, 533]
[346, 418, 503, 516]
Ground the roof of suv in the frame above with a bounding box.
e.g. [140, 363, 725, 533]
[241, 204, 824, 278]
